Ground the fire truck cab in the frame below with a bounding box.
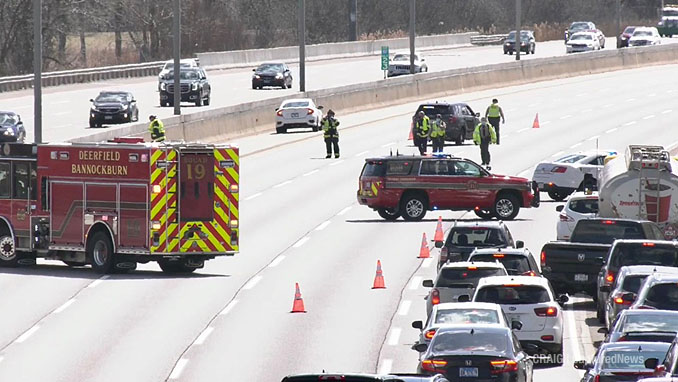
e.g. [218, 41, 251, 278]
[0, 140, 239, 273]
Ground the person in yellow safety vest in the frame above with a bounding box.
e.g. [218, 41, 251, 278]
[148, 115, 166, 142]
[430, 114, 447, 153]
[413, 111, 430, 155]
[485, 98, 505, 145]
[322, 109, 340, 158]
[473, 117, 497, 170]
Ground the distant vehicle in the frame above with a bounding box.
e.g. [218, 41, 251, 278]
[439, 220, 523, 268]
[574, 342, 670, 381]
[281, 373, 450, 382]
[467, 247, 541, 276]
[252, 62, 293, 89]
[0, 111, 26, 143]
[532, 150, 615, 201]
[275, 98, 323, 134]
[619, 26, 640, 47]
[387, 53, 428, 77]
[566, 32, 602, 53]
[412, 102, 480, 145]
[657, 5, 678, 37]
[159, 68, 211, 107]
[555, 191, 599, 240]
[158, 58, 199, 82]
[565, 21, 597, 42]
[630, 272, 678, 310]
[503, 30, 536, 55]
[415, 325, 534, 381]
[629, 27, 662, 46]
[604, 306, 678, 343]
[89, 91, 139, 128]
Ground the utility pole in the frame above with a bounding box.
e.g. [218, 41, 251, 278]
[515, 0, 521, 61]
[409, 0, 416, 74]
[348, 0, 358, 41]
[616, 0, 622, 48]
[173, 0, 181, 115]
[299, 0, 306, 92]
[33, 0, 42, 143]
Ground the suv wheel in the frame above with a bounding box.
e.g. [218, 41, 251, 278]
[493, 194, 520, 220]
[547, 190, 568, 201]
[378, 208, 400, 221]
[400, 194, 427, 221]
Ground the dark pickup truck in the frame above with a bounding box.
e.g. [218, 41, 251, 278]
[540, 218, 663, 299]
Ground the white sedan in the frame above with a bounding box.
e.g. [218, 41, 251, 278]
[629, 27, 662, 46]
[532, 150, 616, 201]
[555, 191, 599, 240]
[387, 53, 428, 77]
[566, 32, 601, 53]
[275, 98, 323, 134]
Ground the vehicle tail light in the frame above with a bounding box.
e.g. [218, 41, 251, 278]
[534, 307, 558, 316]
[613, 294, 633, 305]
[551, 166, 567, 173]
[276, 110, 283, 117]
[605, 271, 615, 284]
[440, 247, 448, 263]
[467, 266, 477, 270]
[593, 375, 600, 382]
[421, 359, 447, 372]
[559, 214, 574, 222]
[490, 360, 518, 374]
[602, 220, 616, 224]
[424, 329, 437, 339]
[431, 288, 440, 305]
[643, 242, 656, 247]
[307, 108, 314, 115]
[540, 250, 546, 267]
[493, 254, 504, 258]
[541, 335, 554, 341]
[522, 271, 537, 276]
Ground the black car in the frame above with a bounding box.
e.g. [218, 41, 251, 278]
[415, 325, 533, 382]
[159, 68, 211, 107]
[252, 62, 293, 89]
[89, 91, 139, 128]
[413, 102, 479, 145]
[0, 111, 26, 142]
[575, 341, 669, 382]
[281, 374, 449, 382]
[503, 30, 536, 55]
[439, 221, 523, 268]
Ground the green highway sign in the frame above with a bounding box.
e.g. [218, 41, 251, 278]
[381, 46, 389, 70]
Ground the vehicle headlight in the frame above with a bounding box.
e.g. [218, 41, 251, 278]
[275, 73, 283, 79]
[90, 104, 97, 111]
[659, 21, 664, 26]
[253, 74, 260, 79]
[4, 130, 14, 136]
[121, 104, 128, 110]
[191, 82, 199, 91]
[160, 83, 167, 91]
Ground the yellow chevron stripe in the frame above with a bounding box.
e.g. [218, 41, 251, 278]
[223, 148, 240, 166]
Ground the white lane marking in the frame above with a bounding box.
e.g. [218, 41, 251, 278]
[559, 115, 572, 120]
[381, 142, 396, 148]
[517, 128, 529, 133]
[53, 111, 71, 116]
[570, 142, 582, 149]
[422, 258, 433, 268]
[648, 93, 657, 97]
[87, 275, 109, 288]
[623, 121, 637, 126]
[581, 108, 592, 113]
[605, 128, 618, 133]
[0, 356, 3, 363]
[315, 220, 331, 231]
[643, 115, 655, 120]
[273, 180, 292, 188]
[398, 300, 412, 316]
[662, 109, 673, 114]
[565, 305, 584, 377]
[387, 327, 402, 346]
[169, 358, 189, 380]
[303, 169, 319, 177]
[625, 98, 636, 102]
[338, 206, 352, 216]
[50, 100, 70, 105]
[603, 103, 613, 108]
[293, 236, 310, 248]
[268, 255, 286, 268]
[244, 192, 262, 201]
[329, 159, 345, 166]
[53, 298, 76, 314]
[243, 275, 263, 290]
[219, 299, 239, 316]
[355, 150, 369, 157]
[587, 135, 600, 141]
[379, 359, 393, 375]
[193, 327, 215, 345]
[15, 325, 40, 344]
[552, 151, 564, 157]
[410, 276, 422, 290]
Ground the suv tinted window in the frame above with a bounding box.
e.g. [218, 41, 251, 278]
[621, 275, 647, 293]
[569, 198, 599, 214]
[609, 244, 678, 272]
[452, 161, 482, 176]
[571, 221, 646, 243]
[419, 105, 450, 117]
[447, 227, 507, 247]
[361, 161, 386, 177]
[476, 285, 550, 304]
[386, 160, 414, 175]
[434, 308, 500, 324]
[470, 254, 531, 274]
[421, 160, 451, 176]
[436, 267, 506, 288]
[644, 283, 678, 309]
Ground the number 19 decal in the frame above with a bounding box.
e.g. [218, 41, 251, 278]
[186, 163, 206, 180]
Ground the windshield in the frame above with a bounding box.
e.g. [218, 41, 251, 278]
[419, 105, 449, 117]
[475, 285, 550, 304]
[434, 309, 500, 325]
[633, 31, 653, 37]
[163, 62, 194, 70]
[258, 64, 284, 72]
[556, 154, 586, 163]
[469, 254, 531, 274]
[571, 34, 593, 41]
[622, 313, 678, 333]
[165, 70, 201, 80]
[601, 348, 669, 369]
[0, 113, 19, 125]
[431, 330, 508, 353]
[446, 227, 508, 247]
[610, 244, 678, 271]
[644, 283, 678, 309]
[507, 31, 531, 40]
[569, 198, 599, 214]
[571, 22, 591, 30]
[393, 54, 417, 61]
[95, 94, 126, 103]
[436, 268, 506, 288]
[282, 101, 309, 108]
[571, 221, 647, 244]
[624, 27, 636, 34]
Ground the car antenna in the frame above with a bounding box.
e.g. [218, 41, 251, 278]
[390, 148, 393, 156]
[396, 149, 399, 156]
[470, 328, 475, 335]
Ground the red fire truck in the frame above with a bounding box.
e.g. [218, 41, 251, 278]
[0, 139, 239, 273]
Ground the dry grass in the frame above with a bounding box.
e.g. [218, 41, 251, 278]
[52, 32, 141, 70]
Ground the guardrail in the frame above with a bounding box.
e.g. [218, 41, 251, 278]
[470, 34, 507, 46]
[0, 62, 164, 93]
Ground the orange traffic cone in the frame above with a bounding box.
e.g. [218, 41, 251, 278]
[532, 113, 540, 129]
[372, 260, 386, 289]
[434, 216, 444, 244]
[418, 232, 431, 259]
[408, 126, 414, 140]
[291, 282, 306, 313]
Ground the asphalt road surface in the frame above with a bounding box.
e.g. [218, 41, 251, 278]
[0, 63, 677, 382]
[0, 37, 674, 143]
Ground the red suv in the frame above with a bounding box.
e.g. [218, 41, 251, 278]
[357, 154, 539, 221]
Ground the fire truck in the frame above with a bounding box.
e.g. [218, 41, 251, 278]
[0, 138, 239, 273]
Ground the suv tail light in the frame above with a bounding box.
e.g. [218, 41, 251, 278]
[540, 250, 546, 267]
[522, 271, 537, 276]
[643, 242, 656, 247]
[440, 247, 448, 263]
[431, 288, 440, 305]
[421, 359, 447, 372]
[593, 375, 600, 382]
[534, 307, 558, 316]
[605, 271, 615, 284]
[602, 220, 616, 224]
[551, 166, 567, 173]
[559, 213, 574, 222]
[424, 329, 437, 339]
[490, 360, 518, 374]
[613, 294, 633, 305]
[307, 108, 314, 115]
[276, 110, 283, 117]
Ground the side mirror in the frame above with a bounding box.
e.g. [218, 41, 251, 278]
[511, 320, 523, 330]
[434, 241, 443, 249]
[599, 285, 610, 293]
[412, 320, 423, 330]
[597, 327, 608, 334]
[422, 279, 434, 288]
[413, 343, 429, 352]
[89, 98, 94, 102]
[317, 105, 324, 110]
[131, 99, 137, 103]
[644, 358, 659, 370]
[275, 108, 279, 111]
[252, 68, 256, 71]
[516, 240, 524, 249]
[573, 360, 591, 370]
[557, 294, 569, 304]
[556, 205, 564, 212]
[458, 295, 470, 303]
[475, 112, 480, 117]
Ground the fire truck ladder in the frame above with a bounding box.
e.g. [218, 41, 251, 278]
[628, 145, 671, 222]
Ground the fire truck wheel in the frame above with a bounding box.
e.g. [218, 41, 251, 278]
[88, 231, 115, 274]
[158, 259, 196, 273]
[0, 235, 17, 267]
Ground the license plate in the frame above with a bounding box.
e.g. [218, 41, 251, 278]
[507, 313, 521, 321]
[291, 112, 299, 118]
[104, 116, 113, 120]
[574, 273, 588, 282]
[459, 367, 478, 377]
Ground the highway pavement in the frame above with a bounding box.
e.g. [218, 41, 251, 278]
[0, 37, 674, 143]
[0, 64, 677, 381]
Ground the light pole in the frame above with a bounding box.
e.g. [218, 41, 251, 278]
[172, 0, 181, 115]
[33, 0, 42, 143]
[409, 0, 416, 74]
[299, 0, 306, 92]
[348, 0, 358, 41]
[515, 0, 521, 61]
[616, 0, 622, 48]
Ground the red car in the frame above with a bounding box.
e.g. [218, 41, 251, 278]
[357, 154, 539, 221]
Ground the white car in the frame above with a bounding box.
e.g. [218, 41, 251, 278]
[275, 98, 323, 134]
[532, 150, 616, 201]
[468, 275, 567, 357]
[566, 32, 601, 53]
[629, 27, 662, 46]
[555, 191, 599, 240]
[387, 53, 428, 77]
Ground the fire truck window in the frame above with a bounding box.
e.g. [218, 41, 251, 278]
[13, 162, 29, 199]
[0, 162, 9, 198]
